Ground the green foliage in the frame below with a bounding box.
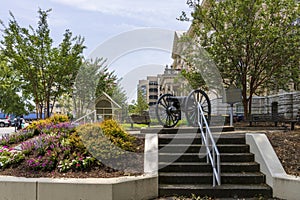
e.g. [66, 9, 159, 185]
[0, 146, 25, 169]
[128, 103, 136, 114]
[0, 116, 142, 173]
[131, 90, 148, 115]
[181, 68, 206, 90]
[49, 114, 69, 124]
[0, 56, 33, 115]
[26, 114, 70, 131]
[77, 123, 123, 162]
[0, 9, 85, 118]
[77, 120, 136, 166]
[73, 58, 120, 118]
[67, 131, 86, 152]
[0, 130, 35, 147]
[99, 119, 135, 150]
[110, 80, 129, 122]
[183, 0, 300, 117]
[58, 156, 95, 172]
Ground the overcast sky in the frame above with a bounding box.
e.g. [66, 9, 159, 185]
[0, 0, 191, 55]
[0, 0, 192, 102]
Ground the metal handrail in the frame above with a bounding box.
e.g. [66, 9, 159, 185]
[197, 102, 221, 186]
[72, 110, 97, 125]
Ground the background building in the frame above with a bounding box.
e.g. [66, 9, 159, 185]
[137, 77, 159, 106]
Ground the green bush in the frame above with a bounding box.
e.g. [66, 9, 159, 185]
[99, 119, 135, 151]
[67, 131, 86, 152]
[26, 114, 70, 131]
[76, 120, 137, 164]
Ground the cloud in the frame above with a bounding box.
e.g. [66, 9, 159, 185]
[49, 0, 190, 27]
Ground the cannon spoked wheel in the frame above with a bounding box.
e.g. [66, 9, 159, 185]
[155, 94, 181, 128]
[185, 89, 211, 127]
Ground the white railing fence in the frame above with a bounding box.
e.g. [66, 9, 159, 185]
[197, 102, 221, 186]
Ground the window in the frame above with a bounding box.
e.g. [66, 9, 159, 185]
[149, 102, 156, 106]
[149, 81, 158, 85]
[149, 88, 158, 92]
[149, 95, 158, 99]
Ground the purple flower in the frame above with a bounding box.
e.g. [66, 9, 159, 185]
[21, 140, 35, 152]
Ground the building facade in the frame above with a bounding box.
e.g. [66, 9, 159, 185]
[137, 76, 159, 106]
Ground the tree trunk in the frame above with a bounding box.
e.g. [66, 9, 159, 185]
[242, 86, 249, 120]
[39, 104, 43, 119]
[248, 95, 253, 116]
[46, 99, 50, 118]
[35, 101, 39, 120]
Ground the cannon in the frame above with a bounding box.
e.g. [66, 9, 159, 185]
[155, 89, 211, 128]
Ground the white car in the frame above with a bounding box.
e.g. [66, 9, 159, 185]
[0, 118, 10, 127]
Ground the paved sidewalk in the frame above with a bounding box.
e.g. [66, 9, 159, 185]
[0, 127, 16, 137]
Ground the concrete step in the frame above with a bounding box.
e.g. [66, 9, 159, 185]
[156, 128, 273, 199]
[159, 172, 266, 185]
[159, 162, 260, 173]
[158, 134, 246, 145]
[141, 126, 235, 134]
[159, 184, 273, 198]
[159, 153, 255, 163]
[158, 144, 250, 153]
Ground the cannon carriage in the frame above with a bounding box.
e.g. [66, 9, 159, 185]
[155, 89, 211, 128]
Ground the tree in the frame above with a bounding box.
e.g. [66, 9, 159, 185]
[73, 58, 119, 118]
[110, 80, 128, 122]
[183, 0, 300, 118]
[181, 68, 206, 90]
[0, 9, 85, 118]
[0, 54, 34, 115]
[133, 90, 149, 115]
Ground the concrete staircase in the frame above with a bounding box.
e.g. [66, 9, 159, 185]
[158, 128, 273, 199]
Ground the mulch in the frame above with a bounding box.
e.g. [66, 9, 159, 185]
[265, 128, 300, 177]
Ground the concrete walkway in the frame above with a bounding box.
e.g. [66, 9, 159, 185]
[0, 127, 15, 137]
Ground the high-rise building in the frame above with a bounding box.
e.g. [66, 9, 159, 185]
[137, 76, 159, 106]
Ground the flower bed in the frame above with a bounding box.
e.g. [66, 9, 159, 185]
[0, 115, 144, 178]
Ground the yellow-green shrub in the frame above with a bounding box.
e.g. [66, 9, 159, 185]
[76, 120, 136, 164]
[99, 119, 135, 151]
[68, 131, 86, 152]
[49, 114, 69, 124]
[26, 114, 70, 131]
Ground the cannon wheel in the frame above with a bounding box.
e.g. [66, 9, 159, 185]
[155, 94, 181, 128]
[185, 89, 211, 127]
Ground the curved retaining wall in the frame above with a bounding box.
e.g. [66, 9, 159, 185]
[246, 133, 300, 200]
[0, 174, 158, 200]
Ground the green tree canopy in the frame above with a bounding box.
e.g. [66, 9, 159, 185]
[0, 55, 33, 115]
[0, 9, 85, 118]
[73, 58, 127, 118]
[183, 0, 300, 117]
[133, 90, 149, 115]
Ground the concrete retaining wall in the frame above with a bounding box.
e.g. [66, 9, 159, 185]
[0, 175, 158, 200]
[246, 133, 300, 200]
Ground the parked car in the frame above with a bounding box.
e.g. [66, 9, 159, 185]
[8, 117, 15, 127]
[0, 118, 10, 127]
[0, 113, 12, 127]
